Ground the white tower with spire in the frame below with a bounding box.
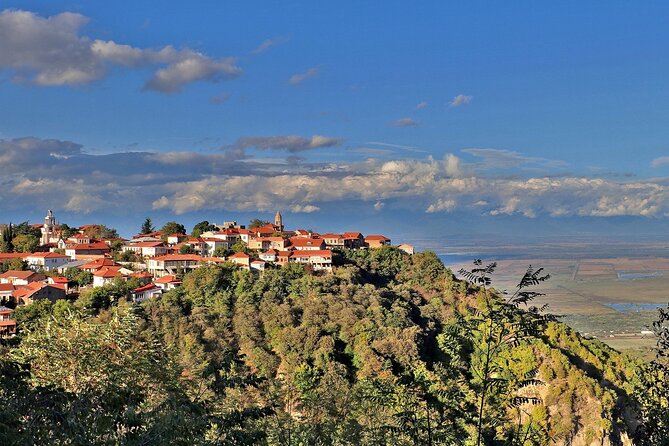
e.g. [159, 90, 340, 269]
[41, 209, 56, 245]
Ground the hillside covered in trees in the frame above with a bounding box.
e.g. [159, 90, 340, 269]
[1, 247, 667, 445]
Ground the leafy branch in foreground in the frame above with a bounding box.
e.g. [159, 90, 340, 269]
[635, 304, 669, 445]
[458, 260, 554, 446]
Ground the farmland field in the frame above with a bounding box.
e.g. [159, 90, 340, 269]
[448, 257, 669, 357]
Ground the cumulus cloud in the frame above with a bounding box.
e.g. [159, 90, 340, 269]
[651, 156, 669, 168]
[426, 199, 456, 213]
[0, 9, 240, 91]
[288, 67, 319, 85]
[450, 94, 472, 107]
[289, 204, 320, 213]
[415, 101, 428, 110]
[3, 137, 669, 220]
[231, 135, 342, 153]
[392, 117, 419, 127]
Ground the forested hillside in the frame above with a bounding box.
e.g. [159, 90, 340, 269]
[1, 247, 667, 445]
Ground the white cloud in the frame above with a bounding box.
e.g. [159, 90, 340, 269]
[252, 36, 289, 54]
[3, 137, 669, 220]
[426, 199, 456, 213]
[374, 201, 385, 210]
[415, 101, 428, 110]
[0, 9, 240, 92]
[288, 67, 319, 85]
[450, 94, 472, 107]
[232, 135, 342, 152]
[651, 156, 669, 168]
[289, 204, 320, 213]
[392, 117, 419, 127]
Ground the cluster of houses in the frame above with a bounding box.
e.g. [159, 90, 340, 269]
[0, 210, 414, 335]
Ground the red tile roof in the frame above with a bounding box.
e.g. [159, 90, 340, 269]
[152, 254, 204, 262]
[228, 252, 250, 259]
[155, 275, 182, 284]
[365, 235, 390, 241]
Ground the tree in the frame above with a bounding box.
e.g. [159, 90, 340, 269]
[58, 224, 78, 239]
[249, 218, 270, 229]
[161, 221, 186, 236]
[12, 234, 40, 253]
[192, 220, 216, 238]
[635, 304, 669, 444]
[83, 225, 119, 240]
[231, 240, 250, 254]
[457, 260, 552, 446]
[1, 223, 15, 253]
[0, 258, 29, 274]
[140, 217, 155, 235]
[179, 244, 194, 254]
[12, 222, 41, 238]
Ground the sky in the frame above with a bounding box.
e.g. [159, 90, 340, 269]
[2, 1, 669, 244]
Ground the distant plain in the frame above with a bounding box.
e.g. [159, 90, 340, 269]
[432, 239, 669, 358]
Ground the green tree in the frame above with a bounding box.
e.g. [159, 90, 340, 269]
[58, 223, 78, 239]
[161, 221, 186, 236]
[12, 234, 40, 253]
[83, 225, 119, 240]
[141, 217, 155, 234]
[249, 218, 270, 229]
[179, 244, 195, 254]
[192, 220, 216, 237]
[1, 223, 15, 252]
[635, 304, 669, 444]
[458, 260, 552, 445]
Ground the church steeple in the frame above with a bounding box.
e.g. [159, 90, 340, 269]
[274, 210, 283, 232]
[41, 209, 56, 245]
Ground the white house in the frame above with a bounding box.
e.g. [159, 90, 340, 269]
[25, 252, 72, 271]
[122, 241, 168, 258]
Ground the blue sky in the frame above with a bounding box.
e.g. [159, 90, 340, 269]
[2, 2, 669, 242]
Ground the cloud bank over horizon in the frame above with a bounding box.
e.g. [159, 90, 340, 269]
[2, 136, 668, 221]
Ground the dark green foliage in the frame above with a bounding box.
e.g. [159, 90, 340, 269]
[140, 217, 155, 235]
[192, 220, 216, 237]
[83, 224, 119, 239]
[249, 218, 270, 229]
[0, 248, 651, 445]
[635, 304, 669, 445]
[161, 221, 187, 236]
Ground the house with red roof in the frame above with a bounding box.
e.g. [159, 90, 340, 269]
[320, 233, 345, 248]
[13, 282, 66, 305]
[0, 306, 16, 337]
[364, 235, 392, 248]
[147, 254, 205, 277]
[398, 244, 415, 255]
[25, 252, 72, 271]
[65, 242, 111, 259]
[259, 249, 278, 262]
[122, 241, 168, 258]
[92, 266, 132, 288]
[288, 237, 326, 251]
[228, 252, 251, 268]
[342, 232, 365, 249]
[79, 258, 119, 273]
[0, 284, 17, 303]
[288, 250, 333, 271]
[154, 274, 182, 291]
[0, 270, 46, 286]
[131, 283, 162, 302]
[251, 260, 266, 272]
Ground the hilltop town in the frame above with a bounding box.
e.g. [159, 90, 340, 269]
[0, 210, 414, 336]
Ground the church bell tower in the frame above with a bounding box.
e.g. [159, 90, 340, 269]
[274, 210, 283, 232]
